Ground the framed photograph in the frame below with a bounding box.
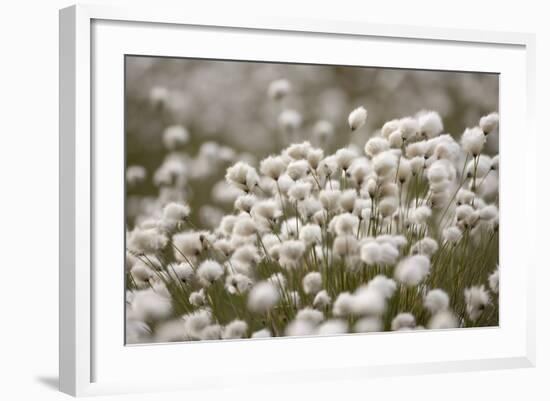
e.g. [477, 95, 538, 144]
[59, 4, 536, 396]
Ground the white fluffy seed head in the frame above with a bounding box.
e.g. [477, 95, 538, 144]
[313, 120, 335, 143]
[131, 289, 172, 322]
[200, 324, 223, 341]
[232, 244, 261, 267]
[348, 158, 372, 186]
[168, 262, 195, 284]
[354, 317, 383, 333]
[286, 159, 310, 180]
[233, 215, 257, 236]
[457, 188, 475, 205]
[479, 112, 499, 135]
[360, 242, 399, 266]
[388, 130, 404, 148]
[378, 182, 397, 199]
[406, 141, 428, 159]
[378, 197, 398, 218]
[373, 151, 398, 177]
[299, 224, 322, 246]
[268, 79, 291, 101]
[183, 309, 212, 339]
[172, 231, 203, 261]
[280, 218, 302, 239]
[394, 255, 431, 286]
[455, 204, 475, 221]
[284, 141, 312, 161]
[153, 319, 190, 343]
[353, 286, 386, 316]
[312, 210, 328, 226]
[367, 275, 397, 299]
[410, 237, 439, 257]
[410, 156, 425, 176]
[464, 285, 491, 321]
[378, 242, 400, 265]
[366, 177, 378, 198]
[260, 233, 278, 253]
[149, 85, 169, 106]
[434, 141, 460, 162]
[348, 106, 368, 131]
[307, 148, 325, 169]
[364, 137, 390, 158]
[335, 147, 358, 170]
[234, 194, 258, 213]
[479, 205, 498, 220]
[313, 290, 332, 309]
[303, 272, 323, 295]
[296, 307, 325, 325]
[391, 312, 416, 331]
[429, 181, 451, 199]
[461, 127, 486, 156]
[278, 109, 302, 132]
[443, 226, 462, 244]
[377, 235, 407, 249]
[126, 165, 147, 186]
[279, 239, 306, 259]
[225, 273, 253, 295]
[260, 155, 286, 180]
[277, 174, 294, 194]
[423, 289, 450, 314]
[381, 119, 400, 138]
[399, 117, 420, 139]
[331, 213, 360, 236]
[218, 215, 237, 236]
[319, 189, 341, 212]
[222, 320, 248, 339]
[353, 198, 372, 220]
[466, 155, 491, 179]
[252, 328, 272, 338]
[317, 319, 348, 335]
[163, 125, 190, 150]
[225, 161, 259, 192]
[285, 319, 316, 337]
[162, 202, 191, 227]
[128, 228, 168, 255]
[197, 259, 224, 286]
[428, 310, 459, 330]
[417, 110, 443, 139]
[189, 289, 206, 306]
[397, 158, 412, 183]
[317, 155, 339, 178]
[332, 292, 356, 317]
[248, 282, 280, 313]
[251, 199, 282, 223]
[411, 205, 432, 225]
[298, 196, 323, 220]
[288, 181, 312, 202]
[339, 189, 357, 213]
[427, 160, 452, 184]
[332, 235, 359, 258]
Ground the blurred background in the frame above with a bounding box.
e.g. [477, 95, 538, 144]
[125, 56, 498, 228]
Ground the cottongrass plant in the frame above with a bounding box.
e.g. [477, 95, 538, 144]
[125, 83, 499, 344]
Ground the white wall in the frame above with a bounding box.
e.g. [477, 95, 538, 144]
[0, 0, 547, 399]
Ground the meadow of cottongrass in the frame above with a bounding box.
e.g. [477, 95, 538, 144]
[125, 62, 499, 344]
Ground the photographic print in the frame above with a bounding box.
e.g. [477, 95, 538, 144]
[125, 56, 499, 344]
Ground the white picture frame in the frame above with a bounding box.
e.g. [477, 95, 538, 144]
[59, 3, 536, 397]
